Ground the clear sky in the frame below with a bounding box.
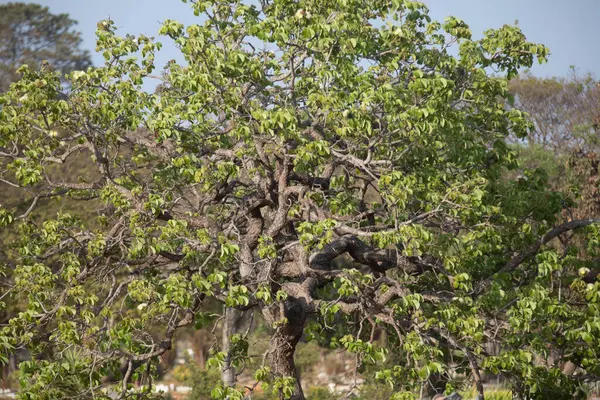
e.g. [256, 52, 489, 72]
[2, 0, 599, 79]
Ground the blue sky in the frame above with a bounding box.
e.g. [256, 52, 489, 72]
[3, 0, 599, 79]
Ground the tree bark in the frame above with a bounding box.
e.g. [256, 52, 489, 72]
[222, 307, 243, 387]
[264, 297, 308, 400]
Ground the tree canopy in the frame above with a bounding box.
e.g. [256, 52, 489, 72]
[0, 2, 92, 91]
[508, 70, 600, 151]
[508, 71, 600, 233]
[0, 0, 599, 399]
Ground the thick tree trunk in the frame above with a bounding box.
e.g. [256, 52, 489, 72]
[264, 297, 307, 400]
[269, 334, 304, 400]
[222, 307, 243, 387]
[193, 329, 209, 368]
[1, 353, 17, 389]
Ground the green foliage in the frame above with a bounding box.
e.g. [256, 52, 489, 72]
[178, 364, 222, 400]
[0, 0, 597, 399]
[355, 382, 394, 400]
[294, 341, 321, 374]
[515, 144, 562, 174]
[461, 387, 512, 400]
[306, 387, 337, 400]
[0, 2, 92, 91]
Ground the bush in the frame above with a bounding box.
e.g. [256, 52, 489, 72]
[295, 342, 322, 375]
[306, 386, 337, 400]
[460, 387, 512, 400]
[178, 363, 222, 400]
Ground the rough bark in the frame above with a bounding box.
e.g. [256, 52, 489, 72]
[263, 296, 308, 400]
[222, 307, 244, 387]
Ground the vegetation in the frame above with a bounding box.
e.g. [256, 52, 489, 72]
[0, 2, 92, 91]
[0, 1, 599, 400]
[0, 3, 93, 389]
[508, 70, 600, 221]
[461, 387, 512, 400]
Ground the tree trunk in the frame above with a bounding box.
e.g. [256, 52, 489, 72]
[264, 297, 307, 400]
[222, 307, 243, 387]
[193, 329, 209, 368]
[1, 353, 17, 389]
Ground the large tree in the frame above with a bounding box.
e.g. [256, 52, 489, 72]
[508, 69, 599, 151]
[508, 71, 600, 220]
[0, 2, 92, 91]
[1, 1, 599, 399]
[0, 3, 93, 387]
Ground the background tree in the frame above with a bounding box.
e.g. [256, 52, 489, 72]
[1, 1, 599, 400]
[508, 71, 600, 237]
[508, 71, 600, 219]
[0, 2, 92, 91]
[0, 2, 93, 389]
[508, 69, 599, 151]
[506, 71, 600, 330]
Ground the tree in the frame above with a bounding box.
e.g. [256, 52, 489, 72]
[506, 72, 600, 316]
[507, 69, 599, 151]
[0, 2, 92, 91]
[0, 3, 93, 387]
[0, 1, 599, 399]
[508, 71, 600, 220]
